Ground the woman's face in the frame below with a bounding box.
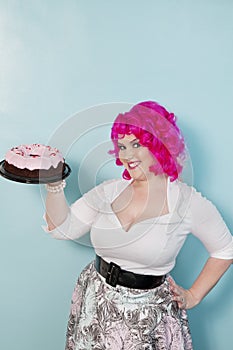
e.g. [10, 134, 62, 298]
[117, 134, 156, 181]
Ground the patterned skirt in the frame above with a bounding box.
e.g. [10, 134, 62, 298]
[65, 261, 193, 350]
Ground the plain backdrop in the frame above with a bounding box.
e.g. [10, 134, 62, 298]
[0, 1, 232, 350]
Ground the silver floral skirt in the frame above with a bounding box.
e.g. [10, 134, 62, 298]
[65, 261, 193, 350]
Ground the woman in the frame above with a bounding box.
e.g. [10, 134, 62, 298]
[44, 101, 233, 350]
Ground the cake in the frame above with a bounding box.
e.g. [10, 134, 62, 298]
[4, 144, 65, 179]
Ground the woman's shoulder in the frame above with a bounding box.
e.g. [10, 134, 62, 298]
[168, 178, 214, 215]
[174, 179, 217, 215]
[84, 178, 126, 200]
[96, 177, 125, 190]
[99, 178, 130, 198]
[174, 178, 205, 198]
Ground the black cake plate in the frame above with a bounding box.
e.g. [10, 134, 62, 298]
[0, 160, 71, 184]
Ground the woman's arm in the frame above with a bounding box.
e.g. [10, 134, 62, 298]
[169, 257, 233, 309]
[171, 184, 233, 309]
[43, 180, 111, 239]
[45, 182, 70, 231]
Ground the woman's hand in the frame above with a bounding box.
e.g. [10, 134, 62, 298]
[168, 276, 200, 310]
[168, 258, 232, 310]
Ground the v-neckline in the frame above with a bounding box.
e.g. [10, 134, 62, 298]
[110, 178, 171, 233]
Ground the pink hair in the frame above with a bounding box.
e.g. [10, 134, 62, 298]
[109, 101, 186, 181]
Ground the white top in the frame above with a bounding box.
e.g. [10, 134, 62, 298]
[43, 178, 233, 275]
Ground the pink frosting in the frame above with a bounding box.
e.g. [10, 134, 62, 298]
[5, 144, 64, 170]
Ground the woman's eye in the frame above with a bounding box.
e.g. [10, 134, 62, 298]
[133, 142, 141, 148]
[118, 145, 126, 150]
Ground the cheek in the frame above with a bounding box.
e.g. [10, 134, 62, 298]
[139, 148, 150, 158]
[141, 149, 155, 165]
[118, 151, 125, 163]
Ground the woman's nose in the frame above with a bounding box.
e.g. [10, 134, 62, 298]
[123, 147, 135, 160]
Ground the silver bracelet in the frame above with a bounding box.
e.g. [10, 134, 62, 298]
[45, 180, 66, 193]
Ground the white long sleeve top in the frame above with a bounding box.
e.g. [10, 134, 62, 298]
[43, 178, 233, 275]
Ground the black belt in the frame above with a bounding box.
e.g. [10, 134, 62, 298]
[95, 255, 166, 289]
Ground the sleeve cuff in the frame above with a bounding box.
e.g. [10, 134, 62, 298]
[210, 237, 233, 260]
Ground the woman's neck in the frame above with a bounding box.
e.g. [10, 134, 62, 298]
[132, 174, 168, 191]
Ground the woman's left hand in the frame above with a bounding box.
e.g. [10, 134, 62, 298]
[168, 277, 200, 310]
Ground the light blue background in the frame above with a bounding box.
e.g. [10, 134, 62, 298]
[0, 1, 232, 349]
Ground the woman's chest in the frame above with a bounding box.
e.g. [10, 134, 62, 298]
[110, 186, 169, 232]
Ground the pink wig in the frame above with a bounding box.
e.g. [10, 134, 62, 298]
[109, 101, 186, 181]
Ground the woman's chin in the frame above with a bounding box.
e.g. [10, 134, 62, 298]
[128, 168, 147, 181]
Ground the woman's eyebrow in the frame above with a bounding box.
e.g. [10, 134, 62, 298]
[117, 138, 139, 145]
[130, 138, 139, 143]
